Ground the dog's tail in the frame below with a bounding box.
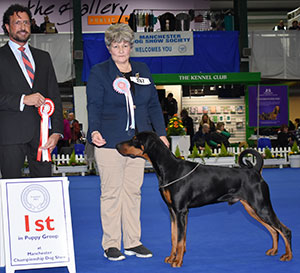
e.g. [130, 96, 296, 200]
[238, 149, 263, 173]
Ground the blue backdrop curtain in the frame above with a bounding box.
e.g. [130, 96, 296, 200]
[82, 31, 240, 82]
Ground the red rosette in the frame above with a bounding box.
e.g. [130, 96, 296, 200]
[37, 99, 55, 162]
[38, 98, 55, 117]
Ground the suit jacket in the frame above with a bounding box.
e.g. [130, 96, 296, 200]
[86, 57, 166, 148]
[0, 43, 63, 145]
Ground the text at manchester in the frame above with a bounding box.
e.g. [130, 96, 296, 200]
[131, 31, 194, 57]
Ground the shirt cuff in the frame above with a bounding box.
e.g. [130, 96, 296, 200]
[20, 94, 25, 111]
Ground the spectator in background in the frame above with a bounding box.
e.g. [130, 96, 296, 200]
[210, 122, 231, 147]
[295, 126, 300, 145]
[57, 111, 71, 153]
[192, 123, 217, 150]
[294, 118, 300, 129]
[68, 112, 81, 144]
[162, 93, 178, 125]
[30, 18, 41, 33]
[292, 119, 300, 145]
[199, 113, 216, 132]
[180, 109, 194, 151]
[277, 124, 295, 147]
[40, 16, 58, 33]
[273, 20, 286, 30]
[180, 109, 194, 138]
[288, 120, 296, 131]
[289, 20, 299, 30]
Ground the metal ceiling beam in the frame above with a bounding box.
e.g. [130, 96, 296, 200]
[73, 0, 83, 86]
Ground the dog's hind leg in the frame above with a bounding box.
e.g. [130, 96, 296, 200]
[240, 200, 279, 256]
[273, 221, 292, 261]
[240, 199, 292, 261]
[165, 208, 178, 264]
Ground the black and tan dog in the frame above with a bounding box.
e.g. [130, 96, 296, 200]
[259, 105, 280, 120]
[116, 131, 292, 267]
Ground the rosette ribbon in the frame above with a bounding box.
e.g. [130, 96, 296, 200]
[37, 98, 55, 161]
[113, 77, 135, 131]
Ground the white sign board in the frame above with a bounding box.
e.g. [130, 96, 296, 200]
[131, 31, 194, 57]
[0, 177, 76, 273]
[0, 191, 4, 267]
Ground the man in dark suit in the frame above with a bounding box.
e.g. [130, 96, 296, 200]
[0, 4, 63, 178]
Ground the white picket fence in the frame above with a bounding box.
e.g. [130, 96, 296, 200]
[205, 146, 292, 168]
[209, 146, 292, 163]
[52, 154, 86, 165]
[51, 154, 92, 176]
[13, 144, 296, 179]
[50, 145, 296, 175]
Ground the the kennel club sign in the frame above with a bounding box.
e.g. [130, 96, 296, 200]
[131, 31, 194, 57]
[248, 85, 288, 127]
[0, 177, 76, 273]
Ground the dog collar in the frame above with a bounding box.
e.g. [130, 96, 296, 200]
[160, 162, 201, 189]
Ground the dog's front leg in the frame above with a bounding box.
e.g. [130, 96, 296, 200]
[171, 211, 188, 268]
[165, 208, 177, 264]
[184, 212, 188, 254]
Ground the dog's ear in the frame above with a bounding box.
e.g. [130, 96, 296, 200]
[132, 136, 142, 148]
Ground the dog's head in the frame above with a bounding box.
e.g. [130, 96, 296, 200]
[274, 105, 280, 114]
[116, 131, 160, 161]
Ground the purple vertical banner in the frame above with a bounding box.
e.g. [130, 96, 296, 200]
[248, 85, 288, 127]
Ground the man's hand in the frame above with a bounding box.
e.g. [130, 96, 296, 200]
[42, 134, 61, 152]
[23, 93, 45, 108]
[91, 131, 107, 147]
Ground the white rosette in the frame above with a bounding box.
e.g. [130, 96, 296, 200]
[113, 77, 135, 131]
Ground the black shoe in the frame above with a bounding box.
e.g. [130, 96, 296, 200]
[124, 245, 153, 258]
[104, 247, 126, 261]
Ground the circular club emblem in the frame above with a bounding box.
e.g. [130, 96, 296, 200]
[38, 98, 55, 117]
[21, 184, 50, 213]
[178, 44, 187, 53]
[113, 77, 130, 94]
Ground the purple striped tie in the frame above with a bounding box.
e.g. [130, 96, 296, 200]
[19, 46, 34, 84]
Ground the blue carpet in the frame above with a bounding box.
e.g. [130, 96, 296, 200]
[1, 168, 299, 273]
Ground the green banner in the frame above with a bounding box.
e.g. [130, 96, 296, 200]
[152, 72, 260, 85]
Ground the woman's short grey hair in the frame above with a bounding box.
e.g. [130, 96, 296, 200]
[105, 23, 134, 48]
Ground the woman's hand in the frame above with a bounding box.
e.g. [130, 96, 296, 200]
[160, 136, 170, 148]
[91, 131, 107, 147]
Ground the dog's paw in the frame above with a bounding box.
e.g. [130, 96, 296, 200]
[171, 259, 183, 268]
[280, 253, 293, 261]
[164, 255, 175, 264]
[266, 248, 278, 256]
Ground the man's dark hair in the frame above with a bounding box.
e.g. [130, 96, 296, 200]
[2, 4, 32, 35]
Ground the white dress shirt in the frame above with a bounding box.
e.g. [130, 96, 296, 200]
[8, 40, 35, 111]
